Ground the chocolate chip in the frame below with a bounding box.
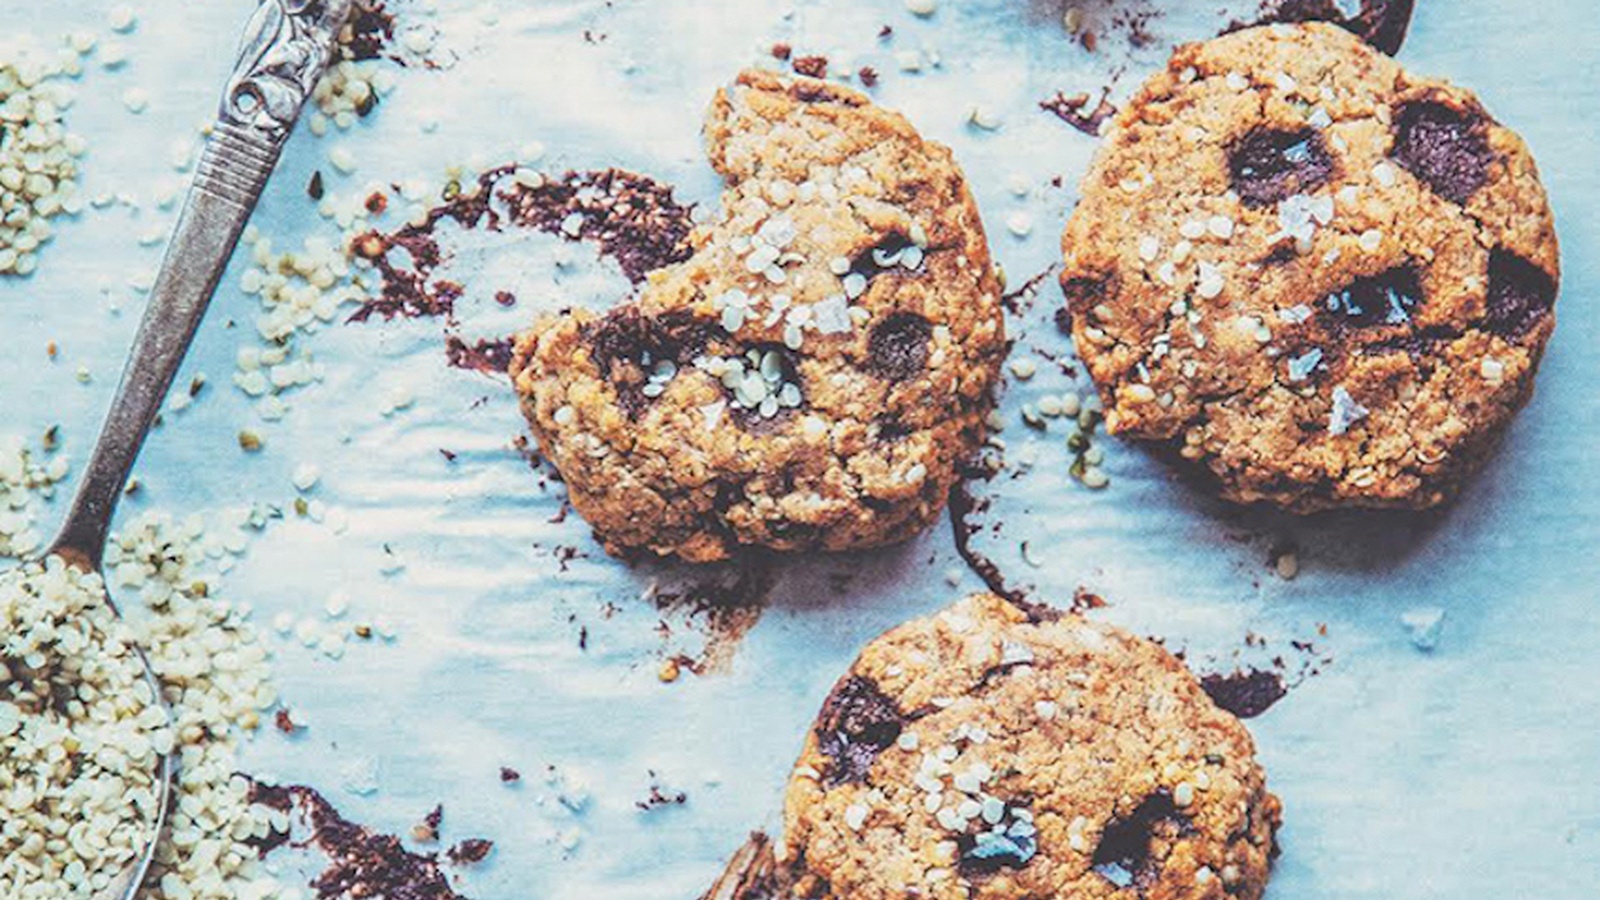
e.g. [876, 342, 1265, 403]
[815, 675, 903, 785]
[1392, 100, 1494, 205]
[1092, 791, 1193, 891]
[850, 232, 918, 278]
[1229, 128, 1336, 208]
[1320, 265, 1423, 330]
[866, 312, 933, 380]
[1059, 274, 1110, 322]
[1482, 250, 1556, 339]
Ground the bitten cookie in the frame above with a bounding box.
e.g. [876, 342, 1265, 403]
[778, 594, 1281, 899]
[1060, 23, 1560, 512]
[511, 70, 1004, 562]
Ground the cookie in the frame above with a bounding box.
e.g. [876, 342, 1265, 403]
[1060, 23, 1560, 512]
[776, 594, 1281, 899]
[511, 70, 1004, 562]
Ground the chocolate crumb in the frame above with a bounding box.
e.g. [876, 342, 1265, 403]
[444, 336, 516, 375]
[792, 55, 829, 79]
[499, 767, 521, 783]
[446, 838, 494, 865]
[274, 708, 299, 734]
[1041, 90, 1116, 137]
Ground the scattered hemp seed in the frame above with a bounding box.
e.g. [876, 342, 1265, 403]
[107, 4, 137, 32]
[0, 48, 88, 276]
[1401, 607, 1446, 652]
[238, 430, 264, 452]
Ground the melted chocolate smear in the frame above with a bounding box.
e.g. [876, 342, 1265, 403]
[650, 553, 779, 677]
[1256, 0, 1416, 55]
[1230, 127, 1336, 209]
[1483, 249, 1556, 339]
[1321, 265, 1423, 330]
[866, 312, 933, 380]
[816, 675, 904, 785]
[1092, 791, 1193, 891]
[947, 477, 1029, 608]
[1392, 100, 1494, 205]
[247, 781, 469, 900]
[349, 167, 695, 379]
[501, 168, 696, 285]
[1201, 669, 1289, 719]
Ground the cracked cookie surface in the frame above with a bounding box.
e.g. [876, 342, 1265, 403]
[1060, 23, 1560, 512]
[512, 70, 1003, 562]
[778, 594, 1280, 900]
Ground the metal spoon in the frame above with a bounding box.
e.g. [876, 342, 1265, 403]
[35, 2, 348, 896]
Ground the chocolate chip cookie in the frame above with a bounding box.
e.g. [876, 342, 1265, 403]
[511, 70, 1004, 562]
[777, 594, 1281, 899]
[1060, 23, 1560, 512]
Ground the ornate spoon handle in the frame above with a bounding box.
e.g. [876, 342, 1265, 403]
[51, 0, 350, 568]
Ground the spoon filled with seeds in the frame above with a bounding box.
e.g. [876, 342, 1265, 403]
[0, 3, 348, 897]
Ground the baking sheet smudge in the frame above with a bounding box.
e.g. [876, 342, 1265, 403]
[347, 166, 696, 377]
[250, 781, 492, 899]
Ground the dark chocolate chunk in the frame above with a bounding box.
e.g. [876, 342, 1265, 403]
[1263, 0, 1416, 56]
[850, 232, 919, 278]
[585, 308, 712, 416]
[1482, 249, 1556, 338]
[1200, 669, 1288, 719]
[1229, 127, 1337, 208]
[1092, 791, 1193, 891]
[1321, 265, 1423, 330]
[958, 804, 1040, 875]
[866, 312, 933, 380]
[815, 675, 903, 785]
[1392, 100, 1494, 205]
